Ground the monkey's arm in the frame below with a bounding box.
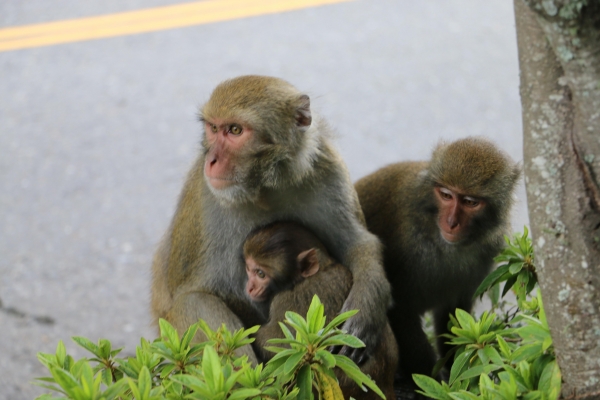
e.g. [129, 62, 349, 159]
[337, 230, 391, 363]
[303, 161, 392, 364]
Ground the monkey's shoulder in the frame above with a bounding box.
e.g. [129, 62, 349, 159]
[355, 161, 428, 234]
[355, 161, 428, 200]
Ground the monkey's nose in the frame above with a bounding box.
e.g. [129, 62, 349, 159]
[447, 217, 460, 230]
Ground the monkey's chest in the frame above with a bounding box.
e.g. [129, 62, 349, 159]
[405, 257, 486, 311]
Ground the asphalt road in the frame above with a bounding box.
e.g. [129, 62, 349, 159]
[0, 1, 526, 398]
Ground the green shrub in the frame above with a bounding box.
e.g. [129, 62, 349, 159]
[34, 295, 383, 400]
[413, 228, 561, 399]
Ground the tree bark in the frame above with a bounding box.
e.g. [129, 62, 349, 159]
[514, 0, 600, 397]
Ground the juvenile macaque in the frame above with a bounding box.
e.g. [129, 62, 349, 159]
[355, 137, 521, 381]
[243, 221, 397, 400]
[151, 76, 391, 364]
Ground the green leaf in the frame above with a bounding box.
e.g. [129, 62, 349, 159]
[322, 309, 359, 333]
[315, 349, 336, 369]
[169, 374, 210, 394]
[334, 355, 385, 399]
[159, 363, 176, 378]
[448, 393, 480, 400]
[284, 350, 305, 375]
[488, 282, 500, 307]
[413, 374, 451, 400]
[511, 343, 543, 363]
[56, 341, 67, 367]
[138, 366, 152, 399]
[455, 364, 502, 382]
[128, 377, 142, 400]
[482, 346, 503, 365]
[284, 312, 310, 342]
[228, 388, 263, 400]
[102, 380, 128, 400]
[321, 333, 365, 349]
[450, 328, 477, 342]
[71, 337, 99, 356]
[538, 360, 561, 398]
[515, 272, 530, 299]
[518, 322, 549, 343]
[496, 335, 512, 359]
[296, 364, 313, 400]
[526, 273, 537, 294]
[508, 262, 524, 274]
[279, 321, 296, 340]
[478, 311, 496, 334]
[202, 345, 224, 391]
[473, 265, 511, 299]
[99, 339, 112, 359]
[449, 349, 475, 384]
[306, 295, 326, 334]
[454, 309, 475, 331]
[180, 323, 200, 350]
[477, 348, 489, 365]
[266, 338, 299, 346]
[502, 275, 518, 298]
[477, 332, 496, 345]
[48, 367, 79, 394]
[101, 368, 112, 386]
[159, 318, 181, 351]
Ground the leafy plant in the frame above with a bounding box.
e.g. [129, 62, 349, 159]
[413, 228, 561, 399]
[34, 295, 384, 400]
[263, 295, 385, 399]
[473, 227, 537, 310]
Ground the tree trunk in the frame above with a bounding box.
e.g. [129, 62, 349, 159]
[514, 0, 600, 397]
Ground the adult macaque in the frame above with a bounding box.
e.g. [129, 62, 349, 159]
[355, 137, 520, 380]
[243, 221, 397, 400]
[151, 75, 390, 364]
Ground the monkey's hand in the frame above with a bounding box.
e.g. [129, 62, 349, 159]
[331, 276, 390, 365]
[330, 320, 371, 365]
[330, 233, 392, 365]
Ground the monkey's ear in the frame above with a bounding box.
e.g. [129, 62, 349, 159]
[297, 248, 320, 277]
[295, 94, 312, 127]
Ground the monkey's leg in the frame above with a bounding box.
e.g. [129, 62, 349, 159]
[166, 291, 258, 364]
[392, 310, 437, 380]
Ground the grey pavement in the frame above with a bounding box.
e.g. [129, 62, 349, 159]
[0, 1, 526, 398]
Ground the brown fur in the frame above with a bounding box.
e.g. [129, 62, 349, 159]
[355, 137, 520, 384]
[151, 75, 391, 364]
[244, 222, 397, 400]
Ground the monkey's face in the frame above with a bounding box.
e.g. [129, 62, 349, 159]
[434, 185, 486, 244]
[203, 118, 255, 189]
[245, 257, 273, 302]
[199, 76, 314, 205]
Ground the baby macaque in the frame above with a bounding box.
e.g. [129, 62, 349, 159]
[243, 221, 397, 400]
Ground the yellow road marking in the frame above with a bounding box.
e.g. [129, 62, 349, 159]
[0, 0, 352, 52]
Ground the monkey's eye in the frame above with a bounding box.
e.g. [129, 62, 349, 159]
[256, 269, 265, 279]
[229, 124, 243, 135]
[209, 124, 218, 133]
[462, 197, 480, 207]
[438, 188, 453, 200]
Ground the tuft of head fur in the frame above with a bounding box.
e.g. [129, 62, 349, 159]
[243, 222, 330, 289]
[201, 75, 309, 145]
[428, 137, 521, 202]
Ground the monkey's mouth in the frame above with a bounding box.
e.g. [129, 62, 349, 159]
[206, 176, 236, 190]
[248, 293, 268, 302]
[440, 229, 462, 244]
